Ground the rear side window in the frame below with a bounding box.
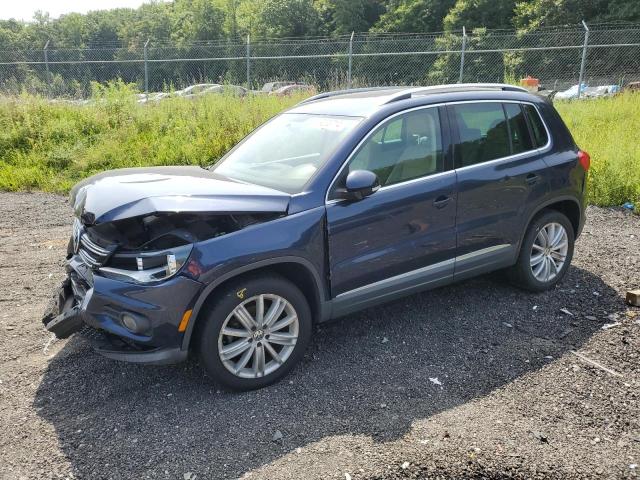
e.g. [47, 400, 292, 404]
[451, 102, 510, 167]
[504, 103, 534, 154]
[522, 104, 548, 148]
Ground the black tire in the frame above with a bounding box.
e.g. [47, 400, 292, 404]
[507, 209, 575, 292]
[198, 274, 312, 391]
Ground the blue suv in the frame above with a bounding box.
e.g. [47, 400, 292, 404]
[43, 84, 589, 390]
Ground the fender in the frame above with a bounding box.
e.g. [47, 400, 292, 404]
[180, 256, 330, 351]
[516, 194, 583, 254]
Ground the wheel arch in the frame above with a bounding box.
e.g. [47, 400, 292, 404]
[181, 257, 329, 351]
[519, 196, 582, 252]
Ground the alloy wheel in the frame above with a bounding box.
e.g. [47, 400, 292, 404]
[530, 222, 569, 283]
[218, 294, 299, 379]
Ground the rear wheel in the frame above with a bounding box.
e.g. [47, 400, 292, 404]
[508, 210, 575, 292]
[198, 274, 312, 390]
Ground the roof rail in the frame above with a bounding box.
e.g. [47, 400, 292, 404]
[297, 86, 403, 105]
[383, 83, 529, 104]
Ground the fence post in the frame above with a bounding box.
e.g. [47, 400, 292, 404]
[578, 20, 589, 98]
[246, 34, 251, 89]
[144, 38, 150, 93]
[459, 26, 467, 83]
[43, 40, 50, 85]
[347, 31, 354, 89]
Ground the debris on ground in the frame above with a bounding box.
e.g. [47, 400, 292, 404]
[626, 289, 640, 306]
[570, 350, 623, 377]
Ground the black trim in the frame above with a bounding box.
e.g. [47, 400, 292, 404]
[95, 346, 188, 365]
[517, 195, 583, 252]
[181, 256, 329, 350]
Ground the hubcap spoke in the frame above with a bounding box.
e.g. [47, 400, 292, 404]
[270, 314, 297, 333]
[222, 326, 251, 338]
[268, 332, 297, 346]
[235, 343, 256, 373]
[537, 229, 549, 248]
[253, 343, 266, 377]
[255, 294, 265, 327]
[218, 293, 299, 379]
[263, 298, 287, 328]
[220, 338, 251, 361]
[263, 341, 283, 364]
[530, 253, 545, 267]
[234, 305, 258, 331]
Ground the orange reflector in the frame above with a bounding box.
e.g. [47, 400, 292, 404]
[178, 309, 192, 332]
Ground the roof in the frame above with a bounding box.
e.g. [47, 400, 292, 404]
[287, 83, 534, 117]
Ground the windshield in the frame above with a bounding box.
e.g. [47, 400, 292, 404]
[212, 113, 362, 193]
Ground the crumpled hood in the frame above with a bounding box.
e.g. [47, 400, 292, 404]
[71, 166, 290, 224]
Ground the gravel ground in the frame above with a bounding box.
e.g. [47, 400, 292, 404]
[0, 192, 638, 480]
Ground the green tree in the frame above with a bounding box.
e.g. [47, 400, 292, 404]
[316, 0, 385, 34]
[373, 0, 455, 33]
[444, 0, 517, 31]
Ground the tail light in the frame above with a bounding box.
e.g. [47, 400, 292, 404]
[578, 150, 590, 171]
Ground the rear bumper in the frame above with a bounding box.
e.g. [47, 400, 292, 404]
[42, 255, 203, 365]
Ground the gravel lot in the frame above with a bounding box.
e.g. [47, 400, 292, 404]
[0, 192, 638, 480]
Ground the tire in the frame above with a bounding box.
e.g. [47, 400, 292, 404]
[198, 274, 312, 391]
[508, 209, 575, 292]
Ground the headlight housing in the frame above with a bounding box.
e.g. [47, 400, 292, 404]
[99, 244, 193, 284]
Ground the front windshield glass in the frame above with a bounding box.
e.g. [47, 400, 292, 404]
[212, 113, 362, 193]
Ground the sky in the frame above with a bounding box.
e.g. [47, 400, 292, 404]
[0, 0, 153, 21]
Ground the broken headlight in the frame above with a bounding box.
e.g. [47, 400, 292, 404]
[98, 244, 193, 284]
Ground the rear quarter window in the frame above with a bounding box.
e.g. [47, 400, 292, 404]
[522, 104, 549, 148]
[504, 103, 534, 154]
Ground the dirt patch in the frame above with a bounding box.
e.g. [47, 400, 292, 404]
[0, 192, 638, 479]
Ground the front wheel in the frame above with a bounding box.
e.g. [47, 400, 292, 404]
[508, 210, 575, 292]
[198, 274, 312, 390]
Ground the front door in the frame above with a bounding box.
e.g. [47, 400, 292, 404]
[326, 106, 457, 316]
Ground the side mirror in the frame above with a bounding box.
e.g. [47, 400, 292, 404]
[337, 170, 380, 201]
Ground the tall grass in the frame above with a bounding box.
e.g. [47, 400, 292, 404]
[555, 92, 640, 209]
[0, 82, 301, 192]
[0, 84, 638, 209]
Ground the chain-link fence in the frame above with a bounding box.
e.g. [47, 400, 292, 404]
[1, 22, 639, 98]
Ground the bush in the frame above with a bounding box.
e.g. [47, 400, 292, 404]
[0, 86, 638, 211]
[555, 92, 640, 210]
[0, 84, 301, 192]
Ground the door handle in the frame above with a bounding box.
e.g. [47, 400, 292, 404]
[526, 173, 540, 185]
[433, 195, 452, 209]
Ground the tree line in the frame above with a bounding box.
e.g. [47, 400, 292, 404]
[0, 0, 638, 96]
[1, 0, 638, 49]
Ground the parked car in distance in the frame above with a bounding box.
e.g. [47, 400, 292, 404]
[269, 84, 317, 97]
[260, 81, 296, 93]
[43, 84, 589, 390]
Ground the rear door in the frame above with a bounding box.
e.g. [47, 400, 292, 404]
[326, 106, 457, 316]
[449, 101, 550, 279]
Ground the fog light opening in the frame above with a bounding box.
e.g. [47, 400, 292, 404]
[122, 313, 141, 333]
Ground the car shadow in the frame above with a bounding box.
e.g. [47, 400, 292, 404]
[34, 266, 619, 479]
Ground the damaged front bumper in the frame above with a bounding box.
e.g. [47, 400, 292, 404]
[42, 255, 203, 365]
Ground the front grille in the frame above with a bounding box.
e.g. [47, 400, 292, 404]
[73, 218, 113, 269]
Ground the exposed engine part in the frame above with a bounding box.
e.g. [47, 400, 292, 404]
[84, 212, 282, 252]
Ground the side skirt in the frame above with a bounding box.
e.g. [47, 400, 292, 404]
[328, 243, 515, 320]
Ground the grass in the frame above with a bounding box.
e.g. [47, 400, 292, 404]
[0, 84, 638, 210]
[555, 93, 640, 210]
[0, 83, 302, 192]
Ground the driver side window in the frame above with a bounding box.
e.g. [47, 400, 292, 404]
[342, 107, 444, 192]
